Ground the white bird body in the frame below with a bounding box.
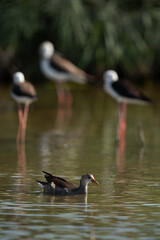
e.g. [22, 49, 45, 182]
[103, 70, 151, 104]
[40, 58, 86, 83]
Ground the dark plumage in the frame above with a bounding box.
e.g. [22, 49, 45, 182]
[103, 69, 152, 142]
[11, 82, 37, 99]
[11, 72, 38, 143]
[37, 171, 99, 195]
[112, 79, 151, 102]
[39, 41, 98, 107]
[49, 53, 96, 83]
[42, 171, 76, 190]
[103, 70, 151, 104]
[40, 41, 97, 84]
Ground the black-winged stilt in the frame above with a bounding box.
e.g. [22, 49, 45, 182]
[11, 72, 37, 142]
[103, 70, 151, 141]
[39, 41, 96, 107]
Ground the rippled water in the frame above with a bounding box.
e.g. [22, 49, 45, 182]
[1, 84, 160, 239]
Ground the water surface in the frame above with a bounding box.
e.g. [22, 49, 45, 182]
[0, 84, 160, 239]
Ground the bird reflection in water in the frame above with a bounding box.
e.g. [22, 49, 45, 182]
[116, 116, 145, 177]
[39, 100, 74, 167]
[12, 142, 26, 230]
[17, 141, 26, 177]
[39, 192, 96, 239]
[116, 120, 126, 175]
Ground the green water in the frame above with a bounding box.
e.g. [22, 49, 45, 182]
[1, 84, 160, 239]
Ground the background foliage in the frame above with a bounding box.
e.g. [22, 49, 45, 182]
[0, 0, 160, 84]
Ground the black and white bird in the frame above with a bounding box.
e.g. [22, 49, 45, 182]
[103, 70, 151, 139]
[11, 72, 37, 131]
[39, 41, 96, 107]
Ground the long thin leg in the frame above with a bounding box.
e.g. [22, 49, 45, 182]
[23, 104, 29, 129]
[63, 82, 73, 108]
[20, 104, 29, 142]
[18, 103, 23, 125]
[17, 104, 23, 144]
[117, 102, 127, 142]
[56, 82, 66, 107]
[116, 102, 122, 143]
[120, 102, 126, 138]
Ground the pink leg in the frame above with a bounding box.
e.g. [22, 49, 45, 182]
[17, 104, 23, 144]
[117, 102, 127, 141]
[120, 102, 126, 137]
[56, 82, 66, 107]
[63, 83, 73, 108]
[18, 103, 23, 126]
[117, 102, 122, 141]
[20, 104, 29, 142]
[23, 104, 29, 129]
[58, 91, 66, 107]
[119, 103, 126, 146]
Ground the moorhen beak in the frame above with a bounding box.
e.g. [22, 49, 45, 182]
[92, 178, 99, 185]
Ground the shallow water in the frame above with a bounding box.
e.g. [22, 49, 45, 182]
[1, 84, 160, 239]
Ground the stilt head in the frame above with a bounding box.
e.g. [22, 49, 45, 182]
[103, 70, 119, 84]
[13, 72, 25, 84]
[39, 41, 54, 59]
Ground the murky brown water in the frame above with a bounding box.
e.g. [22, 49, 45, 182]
[1, 83, 160, 239]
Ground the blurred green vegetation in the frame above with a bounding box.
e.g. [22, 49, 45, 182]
[0, 0, 160, 84]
